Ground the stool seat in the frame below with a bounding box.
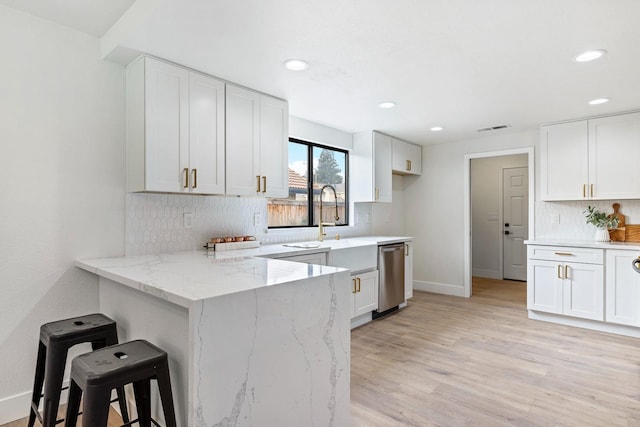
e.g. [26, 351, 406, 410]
[28, 313, 129, 427]
[65, 339, 177, 427]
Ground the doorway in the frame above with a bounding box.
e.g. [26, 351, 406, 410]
[463, 148, 534, 298]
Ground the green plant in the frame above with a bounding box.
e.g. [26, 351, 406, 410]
[584, 206, 619, 229]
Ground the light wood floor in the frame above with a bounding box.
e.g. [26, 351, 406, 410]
[351, 277, 640, 426]
[7, 278, 640, 426]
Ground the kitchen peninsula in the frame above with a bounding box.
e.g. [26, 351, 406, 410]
[76, 250, 351, 427]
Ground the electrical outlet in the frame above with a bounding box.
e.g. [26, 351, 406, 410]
[254, 213, 262, 227]
[183, 212, 193, 229]
[552, 213, 560, 224]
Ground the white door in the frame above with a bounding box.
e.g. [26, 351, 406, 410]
[503, 167, 528, 281]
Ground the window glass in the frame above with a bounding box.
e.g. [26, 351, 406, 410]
[267, 139, 348, 228]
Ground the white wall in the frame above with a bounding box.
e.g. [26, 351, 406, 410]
[0, 6, 125, 421]
[371, 174, 411, 236]
[405, 130, 538, 296]
[471, 154, 528, 279]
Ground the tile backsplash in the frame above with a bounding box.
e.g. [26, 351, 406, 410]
[126, 193, 373, 256]
[535, 200, 640, 240]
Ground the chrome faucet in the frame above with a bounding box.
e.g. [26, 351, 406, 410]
[318, 184, 339, 242]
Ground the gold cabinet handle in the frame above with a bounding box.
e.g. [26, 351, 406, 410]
[262, 176, 267, 193]
[405, 244, 409, 256]
[256, 175, 261, 192]
[352, 278, 357, 294]
[564, 265, 569, 279]
[583, 184, 586, 198]
[590, 184, 594, 198]
[554, 252, 574, 256]
[192, 168, 197, 189]
[357, 277, 361, 292]
[406, 160, 411, 171]
[183, 168, 189, 189]
[375, 187, 379, 200]
[557, 265, 563, 279]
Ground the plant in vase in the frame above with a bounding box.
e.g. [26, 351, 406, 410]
[584, 206, 620, 242]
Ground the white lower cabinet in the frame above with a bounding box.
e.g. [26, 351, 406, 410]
[404, 241, 413, 300]
[527, 246, 604, 321]
[351, 270, 378, 318]
[606, 250, 640, 327]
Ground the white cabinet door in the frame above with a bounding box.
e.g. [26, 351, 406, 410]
[352, 270, 379, 318]
[259, 95, 289, 198]
[527, 259, 563, 314]
[189, 72, 225, 195]
[562, 262, 604, 321]
[392, 138, 422, 175]
[539, 121, 588, 201]
[606, 250, 640, 327]
[404, 241, 413, 300]
[589, 112, 640, 200]
[144, 57, 189, 193]
[352, 131, 392, 202]
[225, 84, 260, 196]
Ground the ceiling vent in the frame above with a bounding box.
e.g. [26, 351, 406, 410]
[477, 124, 512, 132]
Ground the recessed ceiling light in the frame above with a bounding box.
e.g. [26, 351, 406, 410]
[378, 102, 396, 109]
[283, 59, 309, 71]
[588, 98, 609, 105]
[430, 126, 444, 132]
[575, 50, 606, 62]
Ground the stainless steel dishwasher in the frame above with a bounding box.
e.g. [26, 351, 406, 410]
[374, 243, 405, 317]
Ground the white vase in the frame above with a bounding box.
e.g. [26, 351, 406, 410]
[595, 228, 610, 242]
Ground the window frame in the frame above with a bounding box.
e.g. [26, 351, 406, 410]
[268, 137, 349, 229]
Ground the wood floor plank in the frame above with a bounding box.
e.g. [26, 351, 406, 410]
[350, 278, 640, 426]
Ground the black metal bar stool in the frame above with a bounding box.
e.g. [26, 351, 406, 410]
[64, 339, 177, 427]
[28, 313, 130, 427]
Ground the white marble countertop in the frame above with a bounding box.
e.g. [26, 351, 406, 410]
[76, 236, 412, 309]
[76, 251, 346, 308]
[525, 239, 640, 251]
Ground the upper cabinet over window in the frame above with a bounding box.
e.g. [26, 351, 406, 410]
[126, 56, 225, 194]
[391, 138, 422, 175]
[225, 84, 289, 198]
[540, 111, 640, 201]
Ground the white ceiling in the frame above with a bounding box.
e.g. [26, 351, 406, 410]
[5, 0, 640, 145]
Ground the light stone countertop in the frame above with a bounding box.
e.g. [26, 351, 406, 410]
[75, 236, 412, 309]
[525, 239, 640, 251]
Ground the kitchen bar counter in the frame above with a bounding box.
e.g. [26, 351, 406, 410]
[76, 250, 351, 427]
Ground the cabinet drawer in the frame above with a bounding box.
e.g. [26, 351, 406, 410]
[528, 245, 603, 264]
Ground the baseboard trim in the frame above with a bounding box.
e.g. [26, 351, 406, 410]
[528, 310, 640, 338]
[472, 269, 502, 280]
[0, 382, 70, 425]
[413, 280, 466, 297]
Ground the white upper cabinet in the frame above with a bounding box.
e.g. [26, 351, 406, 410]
[588, 112, 640, 199]
[352, 131, 392, 202]
[540, 112, 640, 201]
[126, 56, 225, 194]
[226, 84, 288, 198]
[392, 138, 422, 175]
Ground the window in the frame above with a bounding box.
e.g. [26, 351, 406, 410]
[268, 138, 348, 228]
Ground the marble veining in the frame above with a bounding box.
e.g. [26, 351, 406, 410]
[322, 274, 339, 427]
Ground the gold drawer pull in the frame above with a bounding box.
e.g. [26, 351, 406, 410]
[352, 278, 357, 294]
[183, 168, 189, 189]
[554, 252, 574, 256]
[357, 277, 361, 292]
[192, 168, 197, 189]
[583, 184, 586, 198]
[557, 265, 563, 279]
[564, 265, 569, 279]
[262, 176, 267, 193]
[256, 175, 261, 192]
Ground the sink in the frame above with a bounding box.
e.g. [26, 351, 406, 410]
[282, 243, 322, 249]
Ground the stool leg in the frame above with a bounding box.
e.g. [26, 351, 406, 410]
[27, 342, 47, 427]
[115, 386, 130, 424]
[80, 386, 112, 427]
[42, 342, 67, 427]
[133, 380, 152, 427]
[63, 380, 82, 427]
[156, 365, 177, 427]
